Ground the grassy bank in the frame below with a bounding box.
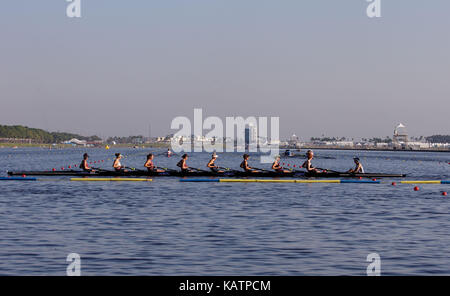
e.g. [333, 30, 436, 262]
[0, 142, 171, 149]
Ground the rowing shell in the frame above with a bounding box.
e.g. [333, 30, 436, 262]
[7, 170, 406, 178]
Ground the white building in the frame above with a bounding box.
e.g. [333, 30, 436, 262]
[63, 138, 87, 146]
[393, 123, 409, 149]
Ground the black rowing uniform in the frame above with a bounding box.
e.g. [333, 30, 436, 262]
[272, 162, 283, 173]
[207, 159, 219, 172]
[302, 159, 318, 174]
[177, 159, 190, 173]
[240, 160, 254, 172]
[80, 160, 90, 171]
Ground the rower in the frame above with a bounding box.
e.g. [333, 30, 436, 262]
[176, 154, 190, 172]
[113, 153, 126, 172]
[272, 155, 290, 173]
[206, 153, 224, 173]
[144, 153, 165, 173]
[348, 157, 365, 174]
[302, 150, 321, 174]
[240, 154, 259, 173]
[80, 153, 95, 172]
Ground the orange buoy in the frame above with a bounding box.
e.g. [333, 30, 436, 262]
[442, 192, 448, 196]
[414, 186, 420, 191]
[392, 182, 396, 186]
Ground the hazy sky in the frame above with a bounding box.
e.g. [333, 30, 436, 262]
[0, 0, 449, 139]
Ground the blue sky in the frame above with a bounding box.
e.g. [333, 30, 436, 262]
[0, 1, 449, 139]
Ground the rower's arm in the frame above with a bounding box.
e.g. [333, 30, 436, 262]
[305, 161, 313, 171]
[356, 164, 363, 173]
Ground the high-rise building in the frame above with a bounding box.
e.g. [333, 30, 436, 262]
[245, 123, 258, 149]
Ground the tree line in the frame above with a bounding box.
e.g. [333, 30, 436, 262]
[310, 136, 450, 144]
[425, 135, 450, 143]
[0, 125, 101, 144]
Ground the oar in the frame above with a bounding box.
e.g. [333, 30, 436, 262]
[125, 166, 145, 172]
[189, 167, 210, 173]
[161, 167, 178, 173]
[91, 167, 110, 173]
[251, 167, 272, 173]
[218, 167, 241, 173]
[91, 168, 120, 175]
[316, 167, 342, 174]
[286, 168, 305, 173]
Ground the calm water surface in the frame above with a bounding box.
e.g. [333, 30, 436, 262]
[0, 147, 449, 275]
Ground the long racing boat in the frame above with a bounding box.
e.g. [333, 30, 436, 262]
[7, 170, 406, 178]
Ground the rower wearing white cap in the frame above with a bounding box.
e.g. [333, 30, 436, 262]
[113, 153, 127, 172]
[207, 153, 224, 173]
[272, 155, 290, 173]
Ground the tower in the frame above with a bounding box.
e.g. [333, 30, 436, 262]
[393, 123, 409, 149]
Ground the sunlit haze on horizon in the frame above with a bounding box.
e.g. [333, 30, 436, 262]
[0, 1, 449, 139]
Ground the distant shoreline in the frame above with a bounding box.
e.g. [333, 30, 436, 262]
[0, 143, 171, 149]
[1, 142, 449, 153]
[296, 146, 450, 153]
